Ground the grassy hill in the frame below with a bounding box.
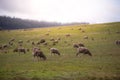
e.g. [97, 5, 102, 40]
[0, 22, 120, 80]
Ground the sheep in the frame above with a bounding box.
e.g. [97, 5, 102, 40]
[36, 41, 41, 45]
[52, 40, 58, 45]
[45, 33, 49, 36]
[10, 38, 15, 42]
[78, 43, 85, 47]
[32, 47, 46, 60]
[84, 36, 88, 39]
[65, 34, 71, 37]
[13, 48, 18, 52]
[2, 44, 8, 49]
[73, 43, 84, 48]
[50, 38, 55, 41]
[40, 39, 45, 43]
[9, 42, 13, 46]
[115, 40, 120, 45]
[13, 47, 26, 55]
[43, 42, 48, 46]
[73, 43, 79, 48]
[18, 40, 23, 43]
[91, 37, 94, 41]
[82, 30, 85, 33]
[32, 41, 35, 45]
[78, 28, 82, 30]
[50, 48, 60, 56]
[26, 48, 30, 52]
[26, 40, 30, 43]
[18, 48, 26, 55]
[76, 47, 92, 56]
[57, 37, 61, 41]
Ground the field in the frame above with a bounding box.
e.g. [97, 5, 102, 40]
[0, 22, 120, 80]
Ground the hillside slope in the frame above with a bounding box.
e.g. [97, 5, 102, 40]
[0, 22, 120, 80]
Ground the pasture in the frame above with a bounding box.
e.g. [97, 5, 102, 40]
[0, 22, 120, 80]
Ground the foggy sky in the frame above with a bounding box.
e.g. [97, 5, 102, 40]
[0, 0, 120, 23]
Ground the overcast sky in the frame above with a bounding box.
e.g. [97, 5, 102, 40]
[0, 0, 120, 23]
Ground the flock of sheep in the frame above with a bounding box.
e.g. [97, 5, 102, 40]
[0, 27, 120, 61]
[0, 35, 93, 61]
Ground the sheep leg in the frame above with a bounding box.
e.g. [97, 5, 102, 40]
[88, 51, 92, 56]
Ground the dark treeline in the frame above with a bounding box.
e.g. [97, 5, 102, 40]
[0, 16, 90, 30]
[0, 16, 62, 30]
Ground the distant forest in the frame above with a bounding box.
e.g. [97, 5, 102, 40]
[0, 16, 62, 30]
[0, 16, 89, 30]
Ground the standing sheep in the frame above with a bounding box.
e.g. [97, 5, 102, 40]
[32, 47, 46, 61]
[13, 47, 26, 55]
[50, 48, 60, 56]
[76, 47, 92, 56]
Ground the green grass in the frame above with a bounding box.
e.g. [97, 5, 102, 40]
[0, 22, 120, 80]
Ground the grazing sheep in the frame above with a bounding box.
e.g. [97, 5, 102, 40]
[65, 34, 71, 37]
[36, 41, 41, 45]
[50, 38, 55, 41]
[2, 44, 8, 49]
[43, 42, 48, 46]
[26, 48, 30, 52]
[40, 39, 45, 43]
[53, 40, 58, 45]
[10, 38, 15, 42]
[78, 28, 82, 30]
[9, 42, 13, 46]
[76, 47, 92, 56]
[116, 40, 120, 45]
[32, 41, 35, 45]
[13, 48, 18, 52]
[84, 36, 88, 39]
[18, 48, 26, 55]
[45, 33, 49, 36]
[82, 30, 85, 33]
[26, 40, 30, 43]
[32, 47, 46, 60]
[13, 47, 26, 55]
[73, 43, 84, 48]
[50, 48, 60, 56]
[57, 38, 61, 40]
[91, 37, 94, 41]
[73, 43, 79, 48]
[18, 40, 23, 44]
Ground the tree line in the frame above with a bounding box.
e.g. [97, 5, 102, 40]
[0, 16, 62, 30]
[0, 16, 90, 30]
